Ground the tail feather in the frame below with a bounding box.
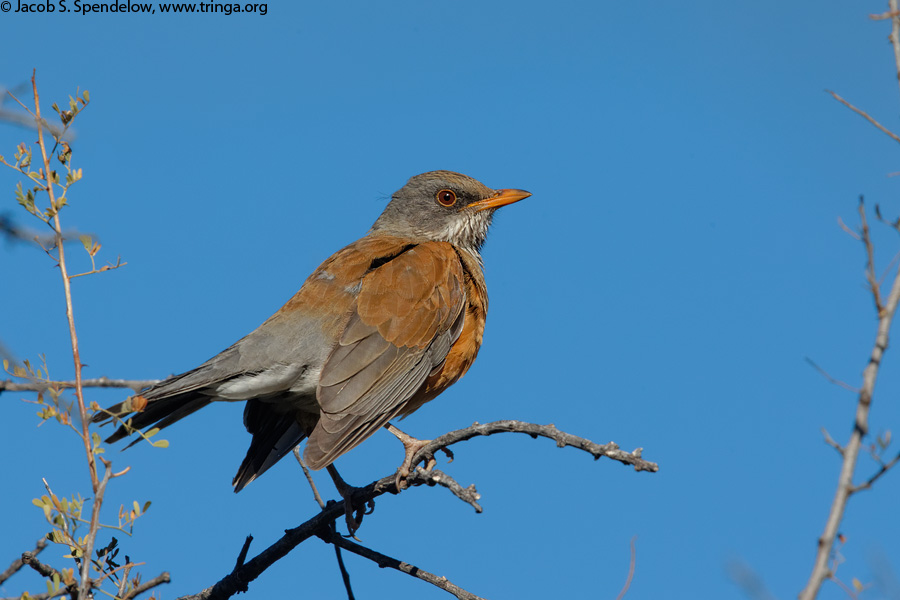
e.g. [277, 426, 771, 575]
[232, 399, 310, 492]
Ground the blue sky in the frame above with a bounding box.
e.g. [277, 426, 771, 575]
[3, 1, 900, 598]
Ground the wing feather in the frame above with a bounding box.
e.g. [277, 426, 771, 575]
[304, 242, 466, 469]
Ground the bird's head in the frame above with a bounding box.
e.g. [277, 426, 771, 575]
[371, 170, 530, 252]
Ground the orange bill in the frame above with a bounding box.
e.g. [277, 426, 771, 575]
[465, 188, 531, 212]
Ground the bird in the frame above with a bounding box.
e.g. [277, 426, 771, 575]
[95, 170, 530, 493]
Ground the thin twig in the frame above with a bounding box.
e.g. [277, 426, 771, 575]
[0, 377, 159, 395]
[860, 199, 884, 313]
[330, 528, 355, 600]
[120, 572, 171, 600]
[615, 536, 637, 600]
[323, 531, 484, 600]
[117, 563, 133, 598]
[837, 216, 862, 240]
[234, 536, 252, 571]
[850, 450, 900, 493]
[410, 467, 482, 513]
[293, 448, 325, 508]
[294, 449, 355, 599]
[294, 446, 355, 600]
[822, 428, 846, 457]
[870, 9, 900, 20]
[827, 90, 900, 145]
[805, 358, 859, 393]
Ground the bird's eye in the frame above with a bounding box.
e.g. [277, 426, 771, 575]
[436, 189, 457, 207]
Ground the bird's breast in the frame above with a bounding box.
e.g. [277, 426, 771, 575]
[400, 248, 488, 416]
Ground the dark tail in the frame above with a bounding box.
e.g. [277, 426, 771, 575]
[232, 399, 310, 492]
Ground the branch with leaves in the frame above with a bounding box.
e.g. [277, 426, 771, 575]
[1, 73, 164, 600]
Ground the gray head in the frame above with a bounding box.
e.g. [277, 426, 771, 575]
[371, 170, 530, 253]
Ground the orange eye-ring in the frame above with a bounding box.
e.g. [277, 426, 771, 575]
[436, 189, 457, 207]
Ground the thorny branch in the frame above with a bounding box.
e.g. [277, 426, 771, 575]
[174, 420, 658, 600]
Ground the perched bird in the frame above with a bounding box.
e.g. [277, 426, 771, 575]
[96, 171, 530, 492]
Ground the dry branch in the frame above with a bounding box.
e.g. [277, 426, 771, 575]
[323, 532, 485, 600]
[799, 202, 900, 599]
[0, 539, 47, 586]
[0, 377, 160, 395]
[175, 420, 657, 600]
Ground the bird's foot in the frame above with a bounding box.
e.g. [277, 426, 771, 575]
[386, 423, 438, 490]
[326, 465, 374, 536]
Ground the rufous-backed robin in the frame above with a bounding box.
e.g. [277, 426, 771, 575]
[96, 171, 530, 491]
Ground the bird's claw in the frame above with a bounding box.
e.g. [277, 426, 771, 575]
[326, 464, 374, 535]
[337, 489, 375, 536]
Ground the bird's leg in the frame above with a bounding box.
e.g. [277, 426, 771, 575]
[385, 423, 436, 489]
[326, 464, 373, 536]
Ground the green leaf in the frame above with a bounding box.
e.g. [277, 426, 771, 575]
[152, 439, 169, 448]
[83, 90, 90, 102]
[79, 235, 92, 251]
[142, 501, 152, 513]
[145, 427, 159, 439]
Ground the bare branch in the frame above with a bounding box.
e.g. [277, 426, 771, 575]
[294, 450, 355, 598]
[828, 90, 900, 145]
[822, 428, 846, 457]
[615, 536, 637, 600]
[850, 449, 900, 493]
[413, 420, 658, 473]
[120, 571, 171, 600]
[859, 198, 884, 312]
[799, 228, 900, 598]
[175, 420, 657, 600]
[323, 532, 485, 600]
[0, 377, 159, 395]
[837, 216, 862, 240]
[294, 448, 326, 509]
[805, 357, 860, 393]
[21, 551, 61, 580]
[410, 467, 482, 513]
[0, 539, 47, 586]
